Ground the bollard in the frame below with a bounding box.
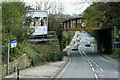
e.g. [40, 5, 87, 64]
[17, 67, 19, 80]
[52, 52, 55, 62]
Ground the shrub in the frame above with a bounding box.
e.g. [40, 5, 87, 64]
[111, 48, 120, 59]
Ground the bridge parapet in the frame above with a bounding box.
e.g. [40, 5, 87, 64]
[60, 17, 102, 31]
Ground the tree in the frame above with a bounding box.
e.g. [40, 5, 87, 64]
[83, 2, 120, 29]
[2, 1, 33, 64]
[2, 2, 32, 42]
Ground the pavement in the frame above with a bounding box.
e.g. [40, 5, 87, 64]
[99, 53, 119, 68]
[2, 56, 69, 79]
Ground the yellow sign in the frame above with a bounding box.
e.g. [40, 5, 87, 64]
[102, 48, 105, 52]
[67, 27, 99, 31]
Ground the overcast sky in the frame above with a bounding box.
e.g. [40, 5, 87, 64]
[23, 0, 91, 15]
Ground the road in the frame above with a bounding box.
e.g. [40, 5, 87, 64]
[57, 31, 119, 79]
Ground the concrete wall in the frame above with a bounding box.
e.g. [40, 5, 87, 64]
[1, 54, 31, 77]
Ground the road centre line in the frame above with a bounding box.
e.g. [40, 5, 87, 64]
[79, 50, 104, 73]
[88, 61, 91, 64]
[82, 51, 104, 72]
[94, 74, 98, 80]
[100, 68, 103, 71]
[90, 64, 92, 67]
[79, 50, 94, 68]
[96, 64, 99, 67]
[92, 67, 95, 72]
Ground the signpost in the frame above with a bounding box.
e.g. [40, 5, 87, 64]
[11, 39, 17, 48]
[8, 39, 17, 74]
[81, 22, 86, 28]
[114, 42, 120, 48]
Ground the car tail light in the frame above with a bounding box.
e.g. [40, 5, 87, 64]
[77, 44, 79, 47]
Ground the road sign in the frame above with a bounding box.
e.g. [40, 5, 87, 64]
[114, 42, 120, 48]
[114, 42, 118, 45]
[102, 48, 105, 52]
[81, 22, 86, 28]
[11, 39, 17, 48]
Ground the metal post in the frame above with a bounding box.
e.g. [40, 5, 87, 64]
[13, 48, 14, 56]
[76, 19, 77, 28]
[69, 21, 71, 28]
[8, 42, 10, 74]
[52, 52, 55, 62]
[17, 67, 19, 80]
[63, 23, 64, 30]
[66, 22, 67, 29]
[43, 31, 44, 41]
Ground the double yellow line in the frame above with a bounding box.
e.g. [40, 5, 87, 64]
[56, 55, 71, 79]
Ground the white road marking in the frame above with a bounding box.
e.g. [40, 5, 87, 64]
[100, 68, 103, 71]
[83, 50, 104, 73]
[92, 67, 95, 72]
[94, 63, 98, 66]
[94, 74, 98, 79]
[90, 64, 92, 67]
[96, 64, 99, 67]
[93, 62, 96, 64]
[88, 60, 90, 64]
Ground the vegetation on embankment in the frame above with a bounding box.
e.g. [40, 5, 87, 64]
[111, 48, 120, 59]
[2, 2, 62, 66]
[63, 31, 75, 48]
[17, 40, 62, 66]
[2, 32, 62, 66]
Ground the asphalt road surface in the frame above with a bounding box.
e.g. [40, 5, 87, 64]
[57, 31, 119, 79]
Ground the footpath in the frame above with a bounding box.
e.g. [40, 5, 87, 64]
[2, 56, 69, 79]
[87, 33, 119, 68]
[99, 54, 120, 68]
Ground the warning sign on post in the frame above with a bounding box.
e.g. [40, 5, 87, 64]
[81, 22, 86, 28]
[11, 39, 17, 48]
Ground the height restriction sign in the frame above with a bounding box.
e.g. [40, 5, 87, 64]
[11, 39, 17, 48]
[81, 22, 86, 28]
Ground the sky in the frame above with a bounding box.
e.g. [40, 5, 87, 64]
[23, 0, 91, 15]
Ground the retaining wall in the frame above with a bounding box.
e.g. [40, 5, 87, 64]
[1, 54, 30, 77]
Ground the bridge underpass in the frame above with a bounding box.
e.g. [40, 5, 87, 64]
[60, 17, 113, 54]
[94, 29, 112, 54]
[53, 17, 119, 79]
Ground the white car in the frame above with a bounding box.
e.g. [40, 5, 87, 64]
[76, 38, 80, 42]
[84, 41, 91, 47]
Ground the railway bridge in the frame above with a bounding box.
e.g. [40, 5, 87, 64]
[59, 17, 112, 54]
